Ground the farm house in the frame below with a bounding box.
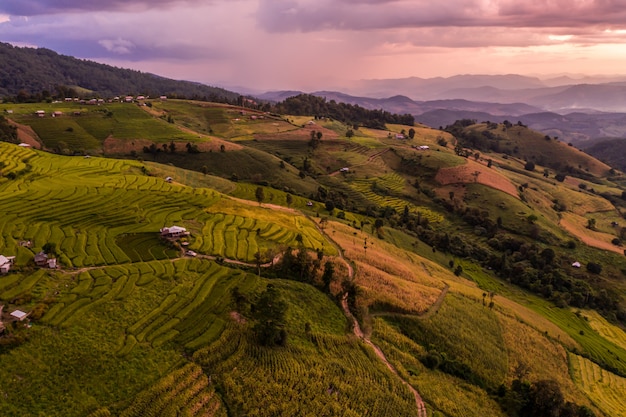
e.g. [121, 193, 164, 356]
[34, 251, 57, 269]
[10, 310, 29, 321]
[160, 226, 189, 239]
[0, 255, 15, 274]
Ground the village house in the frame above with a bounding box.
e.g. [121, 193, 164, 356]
[34, 251, 57, 269]
[0, 255, 15, 274]
[10, 310, 29, 321]
[160, 226, 190, 239]
[35, 110, 45, 117]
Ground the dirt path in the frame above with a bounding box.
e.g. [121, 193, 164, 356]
[315, 218, 427, 417]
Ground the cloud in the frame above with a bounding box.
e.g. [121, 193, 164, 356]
[255, 0, 626, 33]
[99, 38, 135, 54]
[0, 0, 206, 16]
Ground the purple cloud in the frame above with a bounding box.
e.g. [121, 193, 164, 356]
[0, 0, 199, 16]
[256, 0, 626, 32]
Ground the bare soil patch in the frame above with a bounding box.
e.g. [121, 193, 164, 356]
[255, 124, 339, 141]
[9, 120, 43, 148]
[560, 213, 624, 255]
[435, 159, 519, 198]
[103, 136, 241, 155]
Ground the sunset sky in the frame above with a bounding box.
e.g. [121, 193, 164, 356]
[1, 0, 626, 91]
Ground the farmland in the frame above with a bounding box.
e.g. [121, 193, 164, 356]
[1, 96, 626, 417]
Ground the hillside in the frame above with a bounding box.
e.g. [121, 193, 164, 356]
[0, 42, 240, 101]
[1, 98, 626, 416]
[584, 138, 626, 173]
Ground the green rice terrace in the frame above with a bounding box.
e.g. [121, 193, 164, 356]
[1, 98, 626, 417]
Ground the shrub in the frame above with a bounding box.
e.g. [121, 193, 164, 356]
[586, 262, 602, 274]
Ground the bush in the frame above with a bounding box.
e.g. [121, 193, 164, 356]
[524, 161, 535, 171]
[586, 262, 602, 274]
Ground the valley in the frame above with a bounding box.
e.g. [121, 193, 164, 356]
[0, 95, 625, 417]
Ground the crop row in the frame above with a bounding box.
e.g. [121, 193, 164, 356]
[192, 328, 416, 416]
[569, 353, 626, 417]
[194, 212, 327, 261]
[350, 178, 443, 223]
[120, 362, 225, 417]
[117, 261, 257, 352]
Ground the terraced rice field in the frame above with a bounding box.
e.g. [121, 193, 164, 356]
[350, 173, 443, 223]
[569, 353, 626, 417]
[0, 143, 328, 266]
[192, 327, 417, 417]
[119, 363, 226, 417]
[38, 259, 258, 352]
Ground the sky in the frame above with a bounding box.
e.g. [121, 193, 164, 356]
[1, 0, 626, 92]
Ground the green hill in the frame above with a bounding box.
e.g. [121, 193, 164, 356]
[1, 94, 626, 417]
[0, 42, 240, 101]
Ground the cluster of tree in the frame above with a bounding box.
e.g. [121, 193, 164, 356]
[0, 42, 240, 102]
[362, 197, 625, 328]
[273, 94, 414, 129]
[498, 378, 595, 417]
[0, 115, 18, 144]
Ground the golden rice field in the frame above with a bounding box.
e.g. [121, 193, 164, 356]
[569, 353, 626, 417]
[498, 314, 590, 406]
[372, 318, 507, 417]
[580, 309, 626, 352]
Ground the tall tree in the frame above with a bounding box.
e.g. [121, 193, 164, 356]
[255, 186, 265, 205]
[254, 284, 288, 347]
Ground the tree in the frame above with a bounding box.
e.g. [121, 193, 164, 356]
[325, 200, 335, 215]
[201, 165, 208, 176]
[408, 128, 415, 139]
[586, 262, 602, 274]
[586, 218, 596, 230]
[316, 131, 323, 140]
[254, 251, 263, 276]
[524, 161, 535, 171]
[42, 242, 57, 255]
[254, 284, 288, 347]
[322, 261, 335, 293]
[255, 186, 265, 205]
[346, 129, 354, 138]
[523, 379, 564, 417]
[169, 141, 176, 153]
[285, 193, 293, 207]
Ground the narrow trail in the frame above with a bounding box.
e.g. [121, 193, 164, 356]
[312, 219, 428, 417]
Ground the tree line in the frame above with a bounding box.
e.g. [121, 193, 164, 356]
[0, 42, 240, 102]
[273, 94, 415, 129]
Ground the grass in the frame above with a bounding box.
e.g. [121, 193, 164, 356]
[372, 318, 507, 417]
[386, 292, 509, 390]
[3, 102, 199, 152]
[569, 353, 626, 417]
